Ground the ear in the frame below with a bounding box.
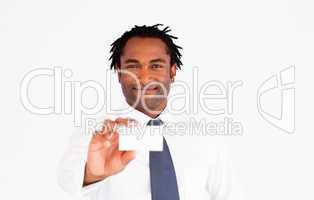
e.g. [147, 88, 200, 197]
[116, 67, 122, 83]
[170, 64, 177, 83]
[117, 71, 122, 83]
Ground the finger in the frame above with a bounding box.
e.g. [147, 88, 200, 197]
[103, 131, 119, 152]
[102, 119, 114, 133]
[105, 131, 119, 145]
[115, 117, 137, 127]
[89, 134, 111, 152]
[120, 151, 136, 166]
[91, 133, 106, 143]
[105, 132, 119, 148]
[104, 136, 120, 158]
[90, 130, 118, 153]
[101, 119, 117, 139]
[109, 138, 119, 154]
[111, 131, 119, 140]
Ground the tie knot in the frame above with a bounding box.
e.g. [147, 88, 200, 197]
[147, 119, 164, 126]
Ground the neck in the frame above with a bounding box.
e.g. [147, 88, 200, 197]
[127, 100, 167, 119]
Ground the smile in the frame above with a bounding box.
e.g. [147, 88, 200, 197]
[132, 86, 158, 91]
[132, 86, 159, 94]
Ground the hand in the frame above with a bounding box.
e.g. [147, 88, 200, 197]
[84, 118, 136, 185]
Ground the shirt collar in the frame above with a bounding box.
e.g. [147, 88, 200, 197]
[121, 101, 172, 126]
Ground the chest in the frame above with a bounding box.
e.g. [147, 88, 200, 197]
[101, 139, 212, 200]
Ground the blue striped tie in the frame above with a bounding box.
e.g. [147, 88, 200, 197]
[148, 119, 180, 200]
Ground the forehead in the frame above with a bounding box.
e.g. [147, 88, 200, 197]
[121, 37, 170, 62]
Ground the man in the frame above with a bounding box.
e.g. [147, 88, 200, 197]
[58, 24, 244, 200]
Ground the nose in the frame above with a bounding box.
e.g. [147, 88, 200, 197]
[137, 67, 153, 86]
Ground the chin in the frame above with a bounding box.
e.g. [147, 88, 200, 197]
[142, 99, 164, 110]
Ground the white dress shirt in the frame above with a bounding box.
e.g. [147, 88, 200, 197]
[57, 104, 244, 200]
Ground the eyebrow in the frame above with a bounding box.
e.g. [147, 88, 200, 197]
[150, 58, 167, 63]
[124, 59, 140, 64]
[123, 58, 167, 64]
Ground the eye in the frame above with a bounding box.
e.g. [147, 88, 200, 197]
[151, 64, 163, 69]
[125, 65, 138, 69]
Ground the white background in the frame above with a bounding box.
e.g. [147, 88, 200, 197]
[1, 0, 314, 199]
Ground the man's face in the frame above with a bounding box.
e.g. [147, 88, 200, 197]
[118, 37, 176, 113]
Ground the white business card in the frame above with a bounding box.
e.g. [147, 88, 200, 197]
[117, 123, 164, 151]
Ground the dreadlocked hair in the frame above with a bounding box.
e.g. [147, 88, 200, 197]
[109, 24, 183, 70]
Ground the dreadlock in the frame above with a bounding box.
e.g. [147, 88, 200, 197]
[109, 24, 183, 70]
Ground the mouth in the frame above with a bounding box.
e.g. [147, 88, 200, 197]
[132, 86, 159, 94]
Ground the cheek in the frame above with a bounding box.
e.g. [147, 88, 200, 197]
[120, 75, 137, 86]
[156, 78, 171, 93]
[120, 78, 132, 93]
[155, 69, 171, 80]
[158, 71, 171, 83]
[154, 70, 171, 86]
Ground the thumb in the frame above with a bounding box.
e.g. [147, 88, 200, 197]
[121, 151, 136, 166]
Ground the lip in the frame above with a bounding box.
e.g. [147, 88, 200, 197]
[132, 86, 159, 94]
[132, 87, 158, 90]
